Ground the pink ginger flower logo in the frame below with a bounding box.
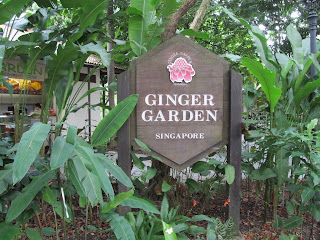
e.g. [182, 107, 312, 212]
[167, 57, 195, 83]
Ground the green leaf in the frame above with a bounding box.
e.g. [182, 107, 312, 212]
[91, 94, 138, 146]
[242, 58, 281, 112]
[40, 227, 55, 236]
[276, 148, 290, 185]
[79, 42, 110, 67]
[134, 138, 151, 152]
[129, 0, 154, 56]
[145, 167, 156, 179]
[0, 222, 19, 240]
[97, 153, 133, 188]
[101, 189, 134, 213]
[131, 152, 145, 169]
[107, 212, 136, 240]
[68, 160, 86, 197]
[75, 146, 114, 200]
[286, 201, 295, 215]
[121, 196, 160, 214]
[301, 188, 315, 202]
[71, 0, 109, 42]
[6, 171, 55, 222]
[162, 180, 172, 192]
[180, 29, 209, 41]
[50, 136, 74, 170]
[188, 225, 207, 234]
[60, 0, 87, 7]
[0, 0, 33, 24]
[0, 168, 13, 195]
[72, 151, 103, 206]
[66, 125, 77, 145]
[161, 194, 169, 222]
[282, 216, 303, 231]
[13, 122, 51, 184]
[191, 161, 213, 173]
[225, 164, 235, 185]
[26, 228, 42, 240]
[287, 25, 303, 66]
[162, 221, 178, 240]
[272, 214, 283, 228]
[251, 168, 277, 181]
[311, 205, 320, 220]
[185, 179, 200, 191]
[294, 78, 320, 106]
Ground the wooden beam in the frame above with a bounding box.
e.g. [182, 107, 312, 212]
[117, 70, 132, 215]
[227, 70, 242, 235]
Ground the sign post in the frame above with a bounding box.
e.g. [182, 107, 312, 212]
[117, 35, 242, 233]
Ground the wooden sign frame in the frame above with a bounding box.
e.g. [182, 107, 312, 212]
[117, 35, 242, 234]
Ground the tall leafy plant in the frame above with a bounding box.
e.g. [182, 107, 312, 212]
[225, 8, 320, 230]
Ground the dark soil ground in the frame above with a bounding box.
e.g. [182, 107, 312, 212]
[21, 180, 320, 240]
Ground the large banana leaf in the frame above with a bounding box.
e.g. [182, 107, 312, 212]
[91, 94, 138, 146]
[0, 0, 33, 24]
[79, 42, 110, 67]
[75, 145, 115, 200]
[6, 170, 55, 222]
[13, 122, 51, 184]
[43, 42, 80, 121]
[121, 196, 160, 214]
[71, 0, 109, 42]
[129, 0, 154, 56]
[287, 25, 303, 67]
[242, 58, 282, 112]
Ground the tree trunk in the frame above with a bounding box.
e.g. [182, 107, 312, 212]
[189, 0, 211, 32]
[161, 0, 198, 42]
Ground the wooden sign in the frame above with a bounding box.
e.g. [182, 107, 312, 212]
[127, 35, 230, 170]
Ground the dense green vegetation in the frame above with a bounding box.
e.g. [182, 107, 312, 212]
[0, 0, 319, 239]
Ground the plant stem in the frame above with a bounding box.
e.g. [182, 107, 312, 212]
[85, 201, 89, 240]
[53, 209, 60, 240]
[57, 171, 67, 239]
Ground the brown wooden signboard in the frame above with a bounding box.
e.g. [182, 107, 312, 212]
[117, 35, 242, 233]
[127, 35, 230, 170]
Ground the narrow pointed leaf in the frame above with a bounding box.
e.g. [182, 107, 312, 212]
[6, 171, 55, 222]
[97, 154, 133, 188]
[282, 216, 303, 230]
[72, 152, 103, 206]
[301, 188, 315, 202]
[50, 136, 74, 170]
[76, 145, 114, 200]
[101, 189, 133, 213]
[13, 122, 51, 184]
[121, 196, 160, 214]
[91, 94, 138, 146]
